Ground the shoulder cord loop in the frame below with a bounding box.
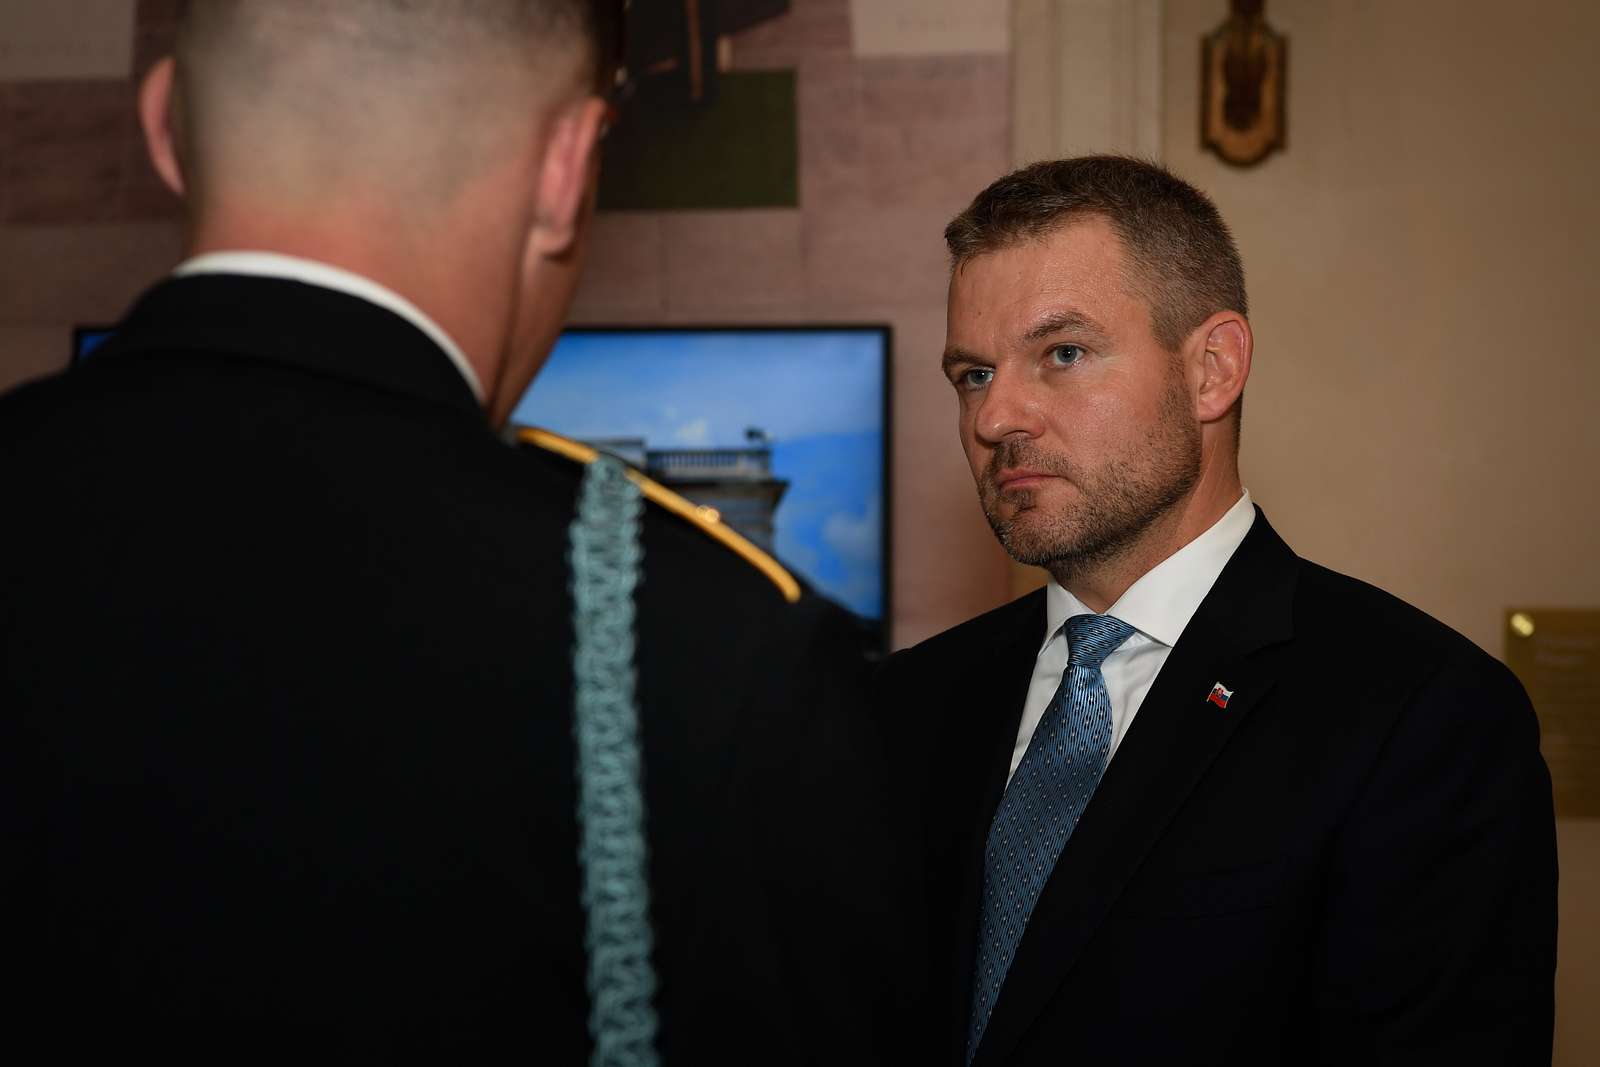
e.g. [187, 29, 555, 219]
[569, 455, 660, 1067]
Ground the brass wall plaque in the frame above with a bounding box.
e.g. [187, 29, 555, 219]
[1201, 0, 1288, 167]
[1505, 609, 1600, 817]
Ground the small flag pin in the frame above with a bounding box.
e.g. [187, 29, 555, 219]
[1207, 682, 1234, 709]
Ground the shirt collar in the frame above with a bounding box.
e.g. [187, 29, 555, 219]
[1043, 490, 1256, 650]
[172, 251, 486, 403]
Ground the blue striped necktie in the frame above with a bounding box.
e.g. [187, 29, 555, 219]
[967, 613, 1136, 1062]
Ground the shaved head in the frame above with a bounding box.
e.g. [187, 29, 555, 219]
[179, 0, 598, 50]
[172, 0, 604, 204]
[143, 1, 618, 425]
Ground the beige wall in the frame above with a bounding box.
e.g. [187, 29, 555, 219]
[1163, 0, 1600, 657]
[1162, 1, 1599, 1061]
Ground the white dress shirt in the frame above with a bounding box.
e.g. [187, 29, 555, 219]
[172, 250, 486, 402]
[1008, 491, 1257, 782]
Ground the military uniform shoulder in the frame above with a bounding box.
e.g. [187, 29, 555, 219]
[515, 426, 801, 604]
[0, 368, 76, 454]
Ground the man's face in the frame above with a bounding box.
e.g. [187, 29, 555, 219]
[942, 216, 1202, 575]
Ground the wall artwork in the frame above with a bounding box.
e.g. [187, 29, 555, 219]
[599, 0, 798, 211]
[1200, 0, 1287, 167]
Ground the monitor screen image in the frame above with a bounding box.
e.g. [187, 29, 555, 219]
[510, 327, 890, 629]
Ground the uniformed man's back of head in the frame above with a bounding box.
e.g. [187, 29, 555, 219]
[145, 0, 616, 422]
[171, 0, 599, 201]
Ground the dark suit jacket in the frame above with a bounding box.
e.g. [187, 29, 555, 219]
[0, 275, 919, 1063]
[884, 512, 1556, 1066]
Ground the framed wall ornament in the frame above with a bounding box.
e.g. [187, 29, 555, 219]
[1201, 0, 1287, 167]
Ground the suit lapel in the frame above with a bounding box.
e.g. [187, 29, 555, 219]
[972, 512, 1300, 1067]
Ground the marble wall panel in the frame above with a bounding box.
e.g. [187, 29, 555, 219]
[569, 212, 668, 320]
[802, 203, 952, 308]
[660, 209, 806, 314]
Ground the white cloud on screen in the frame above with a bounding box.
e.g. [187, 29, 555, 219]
[822, 500, 881, 567]
[672, 418, 711, 445]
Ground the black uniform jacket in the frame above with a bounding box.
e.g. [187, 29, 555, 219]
[0, 275, 921, 1063]
[882, 513, 1557, 1066]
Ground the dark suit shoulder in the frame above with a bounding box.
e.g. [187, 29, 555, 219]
[1293, 558, 1513, 679]
[0, 365, 75, 450]
[1285, 570, 1554, 1063]
[1288, 559, 1536, 759]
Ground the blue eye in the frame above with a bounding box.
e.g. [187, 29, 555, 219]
[1049, 344, 1085, 366]
[960, 368, 994, 389]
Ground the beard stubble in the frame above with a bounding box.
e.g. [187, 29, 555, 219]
[978, 368, 1202, 581]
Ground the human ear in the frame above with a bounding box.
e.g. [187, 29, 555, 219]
[527, 95, 608, 259]
[1195, 311, 1252, 424]
[138, 56, 186, 197]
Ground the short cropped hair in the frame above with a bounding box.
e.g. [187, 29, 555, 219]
[176, 0, 613, 88]
[945, 156, 1247, 352]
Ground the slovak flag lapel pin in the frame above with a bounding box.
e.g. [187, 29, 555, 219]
[1207, 682, 1234, 709]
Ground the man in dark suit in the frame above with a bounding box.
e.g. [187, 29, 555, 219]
[0, 2, 916, 1060]
[886, 156, 1557, 1065]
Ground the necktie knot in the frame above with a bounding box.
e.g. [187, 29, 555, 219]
[1064, 613, 1135, 669]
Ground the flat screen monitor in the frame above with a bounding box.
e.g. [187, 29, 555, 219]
[511, 326, 891, 637]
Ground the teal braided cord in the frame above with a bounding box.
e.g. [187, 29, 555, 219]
[568, 456, 660, 1067]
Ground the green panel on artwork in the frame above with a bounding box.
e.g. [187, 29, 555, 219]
[599, 70, 798, 211]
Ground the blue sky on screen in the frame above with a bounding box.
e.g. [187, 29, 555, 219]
[512, 330, 885, 618]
